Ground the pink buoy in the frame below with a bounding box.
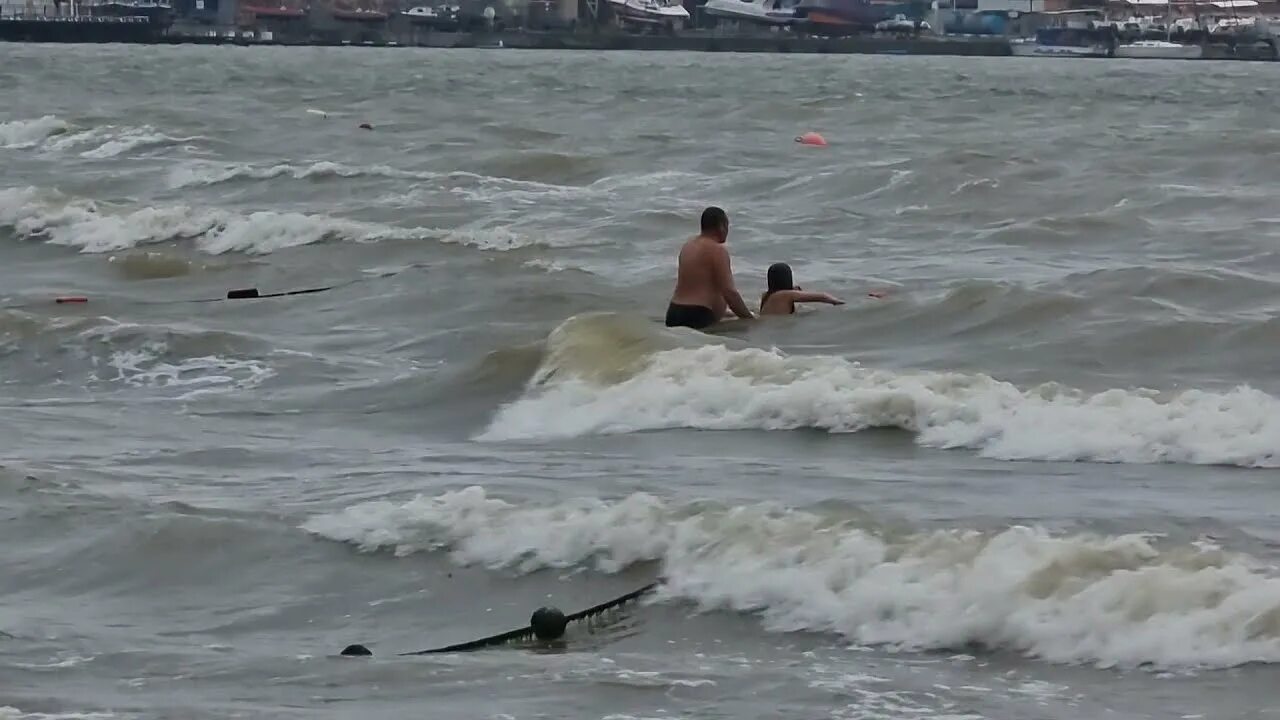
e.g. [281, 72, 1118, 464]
[795, 132, 827, 147]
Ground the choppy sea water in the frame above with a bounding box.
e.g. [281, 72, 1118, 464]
[1, 45, 1279, 720]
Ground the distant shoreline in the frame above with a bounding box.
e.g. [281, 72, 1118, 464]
[0, 20, 1276, 61]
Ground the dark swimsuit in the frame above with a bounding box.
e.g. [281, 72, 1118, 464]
[665, 302, 717, 330]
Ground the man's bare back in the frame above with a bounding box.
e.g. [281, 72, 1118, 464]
[665, 207, 754, 330]
[671, 236, 730, 317]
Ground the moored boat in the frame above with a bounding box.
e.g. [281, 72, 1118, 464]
[402, 4, 461, 29]
[333, 0, 388, 21]
[606, 0, 689, 27]
[792, 0, 898, 35]
[1010, 10, 1118, 57]
[703, 0, 799, 26]
[1116, 37, 1202, 58]
[1107, 1, 1204, 60]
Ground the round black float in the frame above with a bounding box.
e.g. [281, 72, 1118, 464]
[530, 607, 567, 641]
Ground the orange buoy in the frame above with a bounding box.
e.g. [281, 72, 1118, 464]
[795, 132, 827, 147]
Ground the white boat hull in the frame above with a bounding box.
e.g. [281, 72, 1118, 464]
[1010, 40, 1112, 58]
[703, 0, 795, 25]
[1116, 41, 1202, 59]
[607, 0, 689, 24]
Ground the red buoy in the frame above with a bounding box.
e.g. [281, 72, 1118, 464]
[795, 132, 828, 147]
[55, 296, 88, 304]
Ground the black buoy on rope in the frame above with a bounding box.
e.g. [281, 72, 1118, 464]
[530, 606, 568, 641]
[338, 582, 656, 658]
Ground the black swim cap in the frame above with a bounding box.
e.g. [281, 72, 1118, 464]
[767, 263, 794, 292]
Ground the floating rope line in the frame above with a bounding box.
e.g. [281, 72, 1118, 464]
[340, 582, 659, 658]
[2, 265, 424, 311]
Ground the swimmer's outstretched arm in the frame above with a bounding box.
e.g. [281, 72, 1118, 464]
[792, 291, 845, 306]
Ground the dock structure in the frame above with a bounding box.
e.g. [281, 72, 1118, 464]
[0, 0, 171, 41]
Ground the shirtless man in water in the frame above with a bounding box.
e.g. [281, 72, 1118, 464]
[665, 206, 755, 329]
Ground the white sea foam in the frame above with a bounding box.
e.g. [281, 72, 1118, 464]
[0, 116, 71, 148]
[479, 318, 1280, 468]
[167, 162, 692, 195]
[439, 225, 572, 252]
[0, 709, 118, 720]
[0, 186, 438, 255]
[103, 345, 275, 396]
[1, 116, 194, 157]
[449, 168, 707, 206]
[11, 655, 95, 670]
[303, 486, 1280, 670]
[75, 323, 275, 396]
[76, 126, 192, 159]
[42, 128, 115, 153]
[167, 160, 441, 189]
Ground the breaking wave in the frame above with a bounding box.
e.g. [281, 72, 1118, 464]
[0, 115, 71, 149]
[304, 486, 1280, 670]
[1, 115, 197, 157]
[167, 160, 441, 189]
[0, 186, 585, 255]
[0, 708, 118, 720]
[0, 186, 437, 255]
[479, 314, 1280, 468]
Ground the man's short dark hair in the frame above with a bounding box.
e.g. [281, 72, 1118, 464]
[701, 206, 728, 234]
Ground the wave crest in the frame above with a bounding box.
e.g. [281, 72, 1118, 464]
[0, 186, 437, 255]
[1, 115, 196, 157]
[304, 487, 1280, 670]
[479, 315, 1279, 468]
[167, 160, 441, 189]
[0, 115, 71, 148]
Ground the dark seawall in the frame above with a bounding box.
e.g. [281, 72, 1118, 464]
[0, 16, 162, 43]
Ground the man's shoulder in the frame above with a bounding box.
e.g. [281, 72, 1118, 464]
[695, 237, 727, 255]
[683, 235, 720, 253]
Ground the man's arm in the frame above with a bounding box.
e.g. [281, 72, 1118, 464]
[714, 246, 754, 320]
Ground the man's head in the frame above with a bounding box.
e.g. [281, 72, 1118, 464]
[700, 206, 729, 243]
